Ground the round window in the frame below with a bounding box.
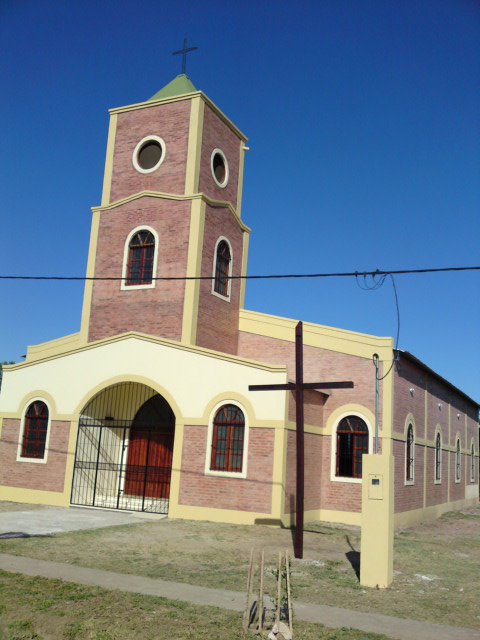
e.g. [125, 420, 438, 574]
[132, 136, 166, 174]
[211, 149, 229, 188]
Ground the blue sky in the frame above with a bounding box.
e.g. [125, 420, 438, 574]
[1, 0, 479, 401]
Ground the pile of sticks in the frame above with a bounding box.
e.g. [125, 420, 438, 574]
[243, 549, 293, 639]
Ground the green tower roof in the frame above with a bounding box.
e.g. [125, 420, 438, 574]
[148, 74, 198, 101]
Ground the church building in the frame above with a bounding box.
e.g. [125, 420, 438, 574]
[0, 75, 478, 528]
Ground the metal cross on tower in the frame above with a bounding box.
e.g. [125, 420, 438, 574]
[249, 321, 354, 559]
[172, 37, 198, 75]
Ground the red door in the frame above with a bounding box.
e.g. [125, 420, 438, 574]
[124, 427, 174, 499]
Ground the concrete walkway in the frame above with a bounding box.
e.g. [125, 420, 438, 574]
[0, 553, 478, 640]
[0, 506, 164, 537]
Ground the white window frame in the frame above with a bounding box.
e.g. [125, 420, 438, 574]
[132, 135, 166, 174]
[471, 440, 476, 482]
[330, 411, 372, 484]
[17, 398, 52, 464]
[210, 148, 229, 188]
[121, 225, 159, 291]
[405, 423, 415, 485]
[454, 435, 461, 483]
[211, 236, 233, 302]
[204, 400, 249, 479]
[434, 428, 442, 485]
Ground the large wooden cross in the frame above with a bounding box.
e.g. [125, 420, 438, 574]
[249, 321, 353, 559]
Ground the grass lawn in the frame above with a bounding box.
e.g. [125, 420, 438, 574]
[0, 571, 390, 640]
[0, 503, 479, 630]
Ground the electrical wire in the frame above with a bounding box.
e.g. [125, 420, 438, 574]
[0, 265, 479, 282]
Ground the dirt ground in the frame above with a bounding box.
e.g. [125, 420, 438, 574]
[0, 502, 479, 630]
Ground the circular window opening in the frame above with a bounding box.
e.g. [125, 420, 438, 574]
[132, 136, 166, 174]
[211, 149, 229, 188]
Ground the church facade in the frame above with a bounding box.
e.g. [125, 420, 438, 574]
[0, 76, 478, 527]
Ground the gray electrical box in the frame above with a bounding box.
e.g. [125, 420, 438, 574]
[368, 474, 383, 500]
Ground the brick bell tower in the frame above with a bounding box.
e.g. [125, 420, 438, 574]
[80, 75, 250, 355]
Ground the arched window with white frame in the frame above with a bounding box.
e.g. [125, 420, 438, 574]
[335, 415, 369, 479]
[434, 431, 442, 482]
[121, 226, 159, 290]
[405, 424, 414, 483]
[471, 441, 476, 482]
[205, 401, 249, 478]
[20, 400, 49, 460]
[212, 238, 232, 300]
[455, 437, 461, 482]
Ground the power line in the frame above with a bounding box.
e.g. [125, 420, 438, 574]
[0, 265, 479, 282]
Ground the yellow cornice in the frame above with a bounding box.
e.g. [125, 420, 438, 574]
[7, 331, 287, 374]
[108, 91, 247, 142]
[91, 191, 251, 233]
[239, 309, 393, 359]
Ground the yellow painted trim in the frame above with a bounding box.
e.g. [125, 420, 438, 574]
[63, 419, 78, 498]
[71, 374, 184, 421]
[239, 232, 250, 310]
[0, 487, 70, 507]
[236, 140, 246, 218]
[167, 421, 184, 514]
[200, 392, 258, 426]
[101, 113, 117, 206]
[325, 404, 376, 437]
[181, 199, 205, 344]
[239, 309, 393, 360]
[184, 97, 204, 194]
[79, 210, 101, 341]
[0, 416, 3, 440]
[6, 331, 287, 375]
[6, 390, 59, 419]
[281, 508, 361, 527]
[271, 427, 287, 520]
[24, 333, 85, 363]
[394, 497, 479, 528]
[109, 92, 247, 142]
[169, 504, 268, 524]
[91, 191, 251, 233]
[382, 365, 394, 455]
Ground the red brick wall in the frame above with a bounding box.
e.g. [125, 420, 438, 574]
[198, 105, 241, 210]
[288, 390, 325, 427]
[393, 358, 426, 438]
[450, 450, 465, 502]
[425, 447, 449, 506]
[88, 197, 190, 342]
[179, 425, 274, 513]
[284, 431, 323, 513]
[110, 100, 191, 203]
[320, 437, 362, 513]
[0, 419, 70, 492]
[237, 333, 378, 426]
[426, 377, 449, 442]
[195, 204, 243, 354]
[393, 440, 424, 513]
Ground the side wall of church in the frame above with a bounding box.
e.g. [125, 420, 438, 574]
[238, 332, 377, 516]
[195, 204, 244, 354]
[0, 419, 70, 493]
[179, 425, 274, 513]
[109, 100, 191, 202]
[198, 104, 242, 210]
[88, 197, 191, 342]
[393, 356, 478, 516]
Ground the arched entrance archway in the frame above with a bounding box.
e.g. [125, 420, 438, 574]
[71, 382, 175, 514]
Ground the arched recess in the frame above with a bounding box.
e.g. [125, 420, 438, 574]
[71, 381, 176, 514]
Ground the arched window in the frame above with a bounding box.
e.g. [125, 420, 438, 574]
[126, 230, 155, 286]
[471, 442, 476, 482]
[210, 404, 245, 473]
[455, 438, 461, 482]
[21, 401, 49, 459]
[435, 432, 442, 482]
[406, 424, 414, 482]
[213, 239, 231, 298]
[336, 415, 369, 479]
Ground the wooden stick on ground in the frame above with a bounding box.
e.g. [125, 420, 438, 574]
[276, 550, 282, 625]
[258, 549, 265, 631]
[285, 550, 293, 635]
[243, 549, 254, 632]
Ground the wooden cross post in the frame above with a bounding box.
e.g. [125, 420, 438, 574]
[249, 321, 353, 559]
